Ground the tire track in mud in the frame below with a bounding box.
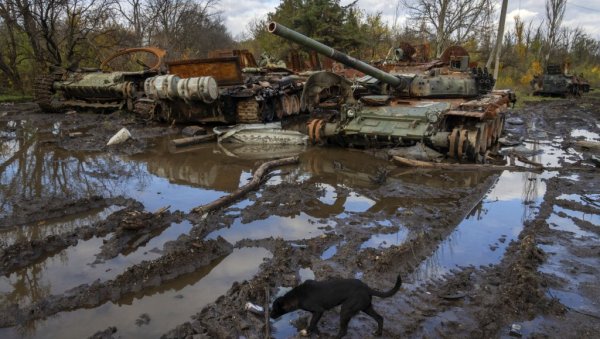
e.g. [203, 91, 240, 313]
[162, 236, 341, 339]
[0, 206, 250, 330]
[0, 196, 119, 229]
[0, 236, 233, 328]
[0, 197, 141, 276]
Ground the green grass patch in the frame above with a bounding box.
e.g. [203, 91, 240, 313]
[0, 94, 33, 103]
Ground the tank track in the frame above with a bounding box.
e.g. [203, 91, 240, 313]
[133, 99, 156, 120]
[33, 71, 63, 113]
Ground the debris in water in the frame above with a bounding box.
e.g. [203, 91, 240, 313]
[388, 142, 443, 162]
[506, 117, 524, 125]
[214, 122, 308, 145]
[135, 313, 151, 326]
[500, 145, 543, 157]
[182, 125, 206, 136]
[245, 302, 265, 315]
[107, 127, 131, 145]
[499, 137, 521, 146]
[509, 323, 522, 337]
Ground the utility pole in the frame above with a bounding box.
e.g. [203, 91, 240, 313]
[493, 0, 508, 88]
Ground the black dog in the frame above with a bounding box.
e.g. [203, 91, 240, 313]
[270, 274, 402, 338]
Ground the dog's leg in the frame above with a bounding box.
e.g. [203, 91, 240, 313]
[336, 302, 362, 339]
[362, 305, 384, 336]
[307, 310, 323, 335]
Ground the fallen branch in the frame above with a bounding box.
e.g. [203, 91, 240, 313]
[575, 140, 600, 152]
[192, 156, 299, 215]
[169, 133, 216, 148]
[392, 155, 594, 172]
[392, 155, 542, 172]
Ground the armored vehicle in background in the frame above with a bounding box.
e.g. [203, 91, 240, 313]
[268, 22, 515, 162]
[34, 48, 304, 124]
[531, 64, 591, 97]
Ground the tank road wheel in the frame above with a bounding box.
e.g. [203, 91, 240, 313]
[448, 128, 460, 158]
[494, 114, 505, 143]
[33, 72, 63, 113]
[307, 119, 325, 144]
[281, 95, 293, 116]
[236, 98, 262, 123]
[466, 127, 482, 161]
[457, 128, 468, 159]
[291, 94, 300, 115]
[477, 123, 488, 154]
[275, 96, 285, 119]
[485, 121, 494, 148]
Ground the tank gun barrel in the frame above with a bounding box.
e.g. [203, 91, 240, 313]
[268, 22, 405, 89]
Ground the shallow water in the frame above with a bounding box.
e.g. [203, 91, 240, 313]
[411, 169, 545, 282]
[0, 247, 271, 339]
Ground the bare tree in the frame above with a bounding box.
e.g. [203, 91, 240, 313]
[544, 0, 566, 62]
[3, 0, 115, 67]
[145, 0, 233, 58]
[0, 1, 24, 91]
[116, 0, 149, 46]
[402, 0, 490, 57]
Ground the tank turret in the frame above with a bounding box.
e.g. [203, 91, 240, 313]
[268, 22, 409, 90]
[268, 21, 516, 162]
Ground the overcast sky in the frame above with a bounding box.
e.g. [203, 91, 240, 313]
[214, 0, 600, 41]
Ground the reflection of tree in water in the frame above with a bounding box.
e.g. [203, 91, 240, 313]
[0, 206, 116, 247]
[522, 141, 541, 222]
[0, 260, 52, 315]
[0, 123, 153, 318]
[0, 124, 148, 223]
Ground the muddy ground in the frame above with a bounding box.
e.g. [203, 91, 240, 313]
[0, 96, 599, 339]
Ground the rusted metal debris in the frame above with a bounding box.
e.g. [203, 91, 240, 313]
[531, 64, 591, 97]
[34, 47, 305, 124]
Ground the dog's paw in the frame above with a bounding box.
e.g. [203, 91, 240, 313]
[372, 330, 383, 337]
[299, 329, 309, 337]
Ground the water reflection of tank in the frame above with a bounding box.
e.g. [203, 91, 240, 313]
[300, 148, 500, 216]
[134, 144, 251, 193]
[268, 22, 516, 162]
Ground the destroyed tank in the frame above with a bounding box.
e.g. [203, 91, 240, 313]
[34, 48, 304, 124]
[531, 64, 591, 97]
[268, 22, 516, 162]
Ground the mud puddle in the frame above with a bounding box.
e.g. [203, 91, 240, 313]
[0, 219, 195, 306]
[412, 170, 545, 282]
[206, 213, 330, 243]
[0, 206, 121, 248]
[0, 247, 271, 339]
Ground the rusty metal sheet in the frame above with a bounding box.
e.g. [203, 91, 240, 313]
[208, 49, 258, 68]
[168, 57, 243, 86]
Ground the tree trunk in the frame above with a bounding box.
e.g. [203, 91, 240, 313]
[493, 0, 508, 87]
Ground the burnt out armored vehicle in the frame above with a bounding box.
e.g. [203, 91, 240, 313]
[531, 64, 591, 97]
[268, 22, 516, 161]
[34, 48, 304, 124]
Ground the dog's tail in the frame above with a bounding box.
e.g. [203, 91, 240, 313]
[369, 274, 402, 298]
